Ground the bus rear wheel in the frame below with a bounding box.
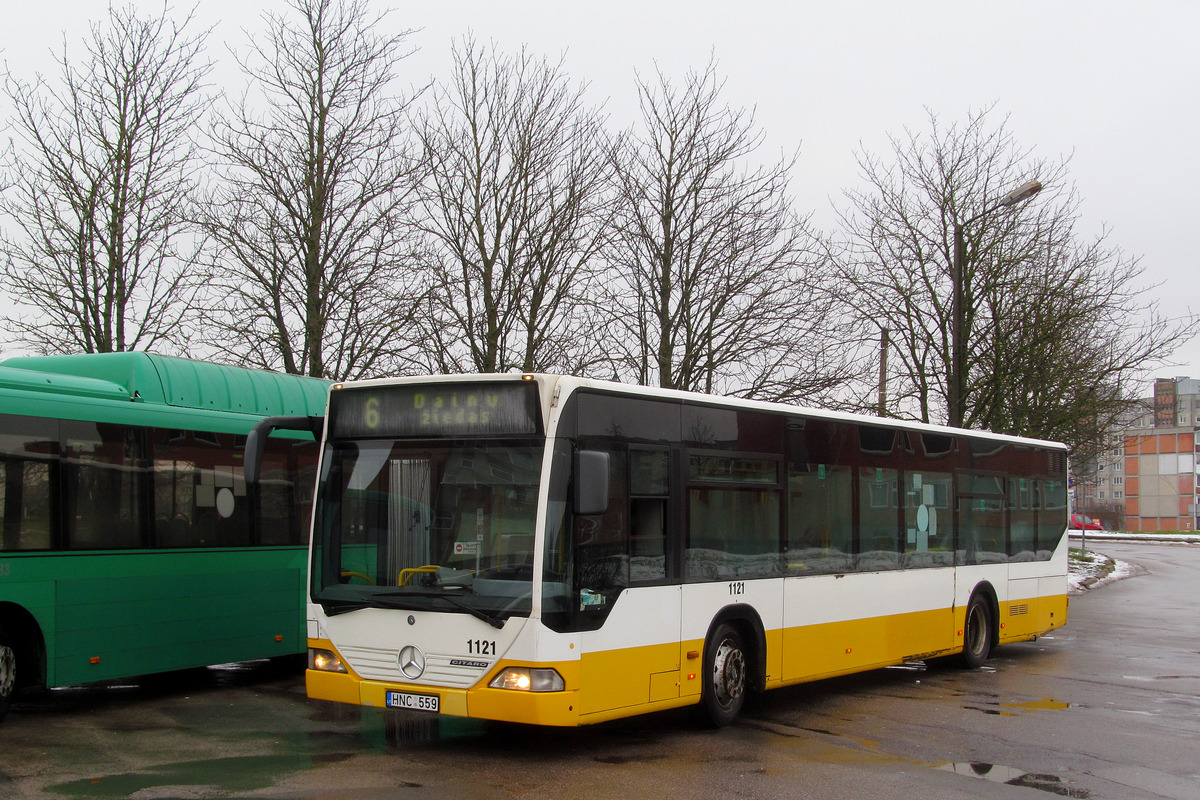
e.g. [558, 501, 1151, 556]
[960, 594, 994, 669]
[700, 623, 747, 727]
[0, 624, 16, 722]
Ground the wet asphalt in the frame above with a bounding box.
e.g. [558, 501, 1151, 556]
[3, 540, 1198, 799]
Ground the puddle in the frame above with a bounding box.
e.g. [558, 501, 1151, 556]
[964, 696, 1072, 715]
[961, 704, 1018, 716]
[594, 753, 664, 765]
[939, 762, 1089, 797]
[1002, 698, 1072, 711]
[48, 753, 355, 798]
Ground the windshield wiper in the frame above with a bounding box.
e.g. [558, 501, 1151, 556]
[320, 598, 373, 617]
[372, 589, 506, 629]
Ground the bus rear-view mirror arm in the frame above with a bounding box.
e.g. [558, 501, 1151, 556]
[245, 415, 325, 484]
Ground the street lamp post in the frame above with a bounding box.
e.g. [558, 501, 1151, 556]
[948, 179, 1043, 429]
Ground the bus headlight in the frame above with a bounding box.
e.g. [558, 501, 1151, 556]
[309, 648, 347, 673]
[488, 667, 565, 692]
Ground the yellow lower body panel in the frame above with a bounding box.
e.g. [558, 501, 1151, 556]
[999, 593, 1068, 644]
[305, 594, 1070, 727]
[578, 641, 679, 715]
[779, 606, 956, 684]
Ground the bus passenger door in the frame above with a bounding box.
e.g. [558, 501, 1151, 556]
[576, 446, 683, 717]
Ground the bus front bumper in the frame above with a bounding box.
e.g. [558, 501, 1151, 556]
[305, 667, 583, 727]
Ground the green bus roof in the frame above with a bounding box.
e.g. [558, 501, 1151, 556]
[0, 352, 329, 420]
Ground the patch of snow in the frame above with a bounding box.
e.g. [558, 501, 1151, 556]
[1068, 551, 1141, 595]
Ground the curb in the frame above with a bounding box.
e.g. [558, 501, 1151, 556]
[1067, 532, 1200, 545]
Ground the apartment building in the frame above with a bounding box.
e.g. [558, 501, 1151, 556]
[1120, 377, 1200, 531]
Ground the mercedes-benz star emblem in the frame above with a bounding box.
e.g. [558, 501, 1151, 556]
[398, 645, 426, 680]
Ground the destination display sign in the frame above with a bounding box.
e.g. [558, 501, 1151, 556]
[329, 382, 542, 438]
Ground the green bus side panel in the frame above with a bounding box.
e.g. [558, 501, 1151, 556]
[41, 549, 306, 686]
[1, 353, 326, 689]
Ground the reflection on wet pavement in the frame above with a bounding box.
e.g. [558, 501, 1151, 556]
[938, 762, 1090, 797]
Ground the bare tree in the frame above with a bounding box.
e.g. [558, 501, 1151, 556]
[836, 106, 1195, 455]
[196, 0, 423, 379]
[0, 4, 210, 354]
[602, 60, 859, 400]
[411, 37, 612, 375]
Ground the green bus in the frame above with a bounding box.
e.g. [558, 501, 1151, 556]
[0, 352, 328, 722]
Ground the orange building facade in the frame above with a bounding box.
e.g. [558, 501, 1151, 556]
[1122, 430, 1198, 531]
[1122, 377, 1200, 531]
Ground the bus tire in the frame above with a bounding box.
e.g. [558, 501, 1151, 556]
[0, 623, 16, 723]
[960, 593, 994, 669]
[700, 622, 747, 727]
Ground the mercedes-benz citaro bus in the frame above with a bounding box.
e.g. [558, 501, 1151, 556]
[246, 373, 1069, 728]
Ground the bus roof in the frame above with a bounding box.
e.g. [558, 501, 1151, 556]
[0, 352, 329, 418]
[332, 372, 1069, 452]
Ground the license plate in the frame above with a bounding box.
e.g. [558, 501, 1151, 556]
[386, 690, 439, 713]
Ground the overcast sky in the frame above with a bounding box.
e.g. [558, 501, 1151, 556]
[3, 0, 1197, 393]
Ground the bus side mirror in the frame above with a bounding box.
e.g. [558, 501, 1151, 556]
[574, 450, 609, 516]
[245, 415, 325, 483]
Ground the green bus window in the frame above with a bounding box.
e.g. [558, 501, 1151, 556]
[256, 438, 317, 546]
[1, 459, 52, 551]
[151, 430, 253, 548]
[64, 422, 144, 550]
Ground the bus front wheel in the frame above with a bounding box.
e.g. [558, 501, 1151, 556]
[0, 624, 16, 722]
[960, 594, 994, 669]
[700, 622, 747, 727]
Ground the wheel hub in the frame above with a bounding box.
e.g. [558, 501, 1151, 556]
[712, 639, 746, 706]
[966, 605, 986, 655]
[0, 644, 16, 698]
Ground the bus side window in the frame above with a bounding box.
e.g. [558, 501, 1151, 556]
[1, 458, 53, 551]
[687, 486, 781, 581]
[902, 471, 953, 568]
[575, 449, 630, 619]
[1009, 478, 1037, 562]
[0, 415, 57, 552]
[857, 467, 900, 571]
[628, 449, 669, 583]
[630, 498, 665, 557]
[1037, 478, 1068, 559]
[63, 421, 145, 549]
[957, 473, 1008, 565]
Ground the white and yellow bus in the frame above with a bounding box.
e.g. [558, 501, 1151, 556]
[249, 374, 1069, 727]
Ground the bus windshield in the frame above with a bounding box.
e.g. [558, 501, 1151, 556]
[311, 439, 544, 624]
